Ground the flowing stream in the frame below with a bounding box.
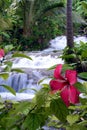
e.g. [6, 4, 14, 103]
[0, 36, 87, 101]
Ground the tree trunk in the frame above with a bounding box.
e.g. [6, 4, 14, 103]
[23, 0, 34, 38]
[66, 0, 74, 48]
[23, 10, 31, 38]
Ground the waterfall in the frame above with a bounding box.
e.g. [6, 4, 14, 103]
[0, 36, 87, 101]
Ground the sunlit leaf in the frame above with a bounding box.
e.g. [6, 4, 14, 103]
[0, 104, 4, 109]
[4, 61, 13, 72]
[67, 114, 79, 125]
[31, 88, 37, 93]
[12, 53, 32, 60]
[38, 77, 48, 84]
[47, 64, 57, 70]
[82, 1, 87, 9]
[0, 72, 9, 80]
[82, 49, 87, 58]
[61, 54, 76, 60]
[4, 44, 14, 53]
[11, 101, 31, 115]
[4, 61, 13, 67]
[38, 77, 51, 86]
[11, 68, 24, 73]
[0, 84, 16, 95]
[42, 84, 50, 88]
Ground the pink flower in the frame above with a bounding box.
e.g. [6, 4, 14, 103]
[0, 49, 5, 58]
[49, 64, 80, 107]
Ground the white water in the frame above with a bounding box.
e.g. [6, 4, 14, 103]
[0, 36, 87, 101]
[12, 54, 63, 69]
[49, 35, 87, 50]
[12, 36, 87, 69]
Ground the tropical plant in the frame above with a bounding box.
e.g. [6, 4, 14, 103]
[0, 0, 16, 30]
[61, 41, 87, 77]
[7, 0, 65, 50]
[0, 63, 87, 130]
[16, 0, 65, 37]
[0, 0, 86, 51]
[72, 0, 87, 35]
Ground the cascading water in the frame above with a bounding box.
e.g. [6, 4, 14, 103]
[0, 36, 87, 101]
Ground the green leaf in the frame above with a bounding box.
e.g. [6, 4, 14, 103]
[48, 64, 73, 71]
[50, 98, 69, 122]
[62, 64, 73, 72]
[42, 84, 50, 88]
[11, 127, 19, 130]
[78, 72, 87, 80]
[61, 54, 76, 60]
[12, 53, 32, 60]
[0, 84, 16, 95]
[80, 97, 87, 105]
[0, 104, 4, 109]
[0, 72, 9, 80]
[38, 77, 48, 84]
[11, 101, 31, 115]
[6, 115, 22, 129]
[47, 64, 57, 70]
[11, 68, 24, 73]
[82, 49, 87, 58]
[74, 82, 86, 93]
[66, 124, 87, 130]
[0, 32, 10, 38]
[79, 120, 87, 126]
[4, 44, 14, 53]
[0, 96, 4, 103]
[82, 1, 87, 9]
[4, 61, 13, 72]
[18, 88, 28, 93]
[35, 87, 49, 107]
[4, 61, 13, 67]
[67, 114, 79, 125]
[22, 113, 42, 130]
[82, 82, 87, 94]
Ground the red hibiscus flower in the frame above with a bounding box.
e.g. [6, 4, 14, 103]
[49, 64, 80, 107]
[0, 49, 5, 58]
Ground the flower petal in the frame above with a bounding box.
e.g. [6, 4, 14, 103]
[69, 86, 80, 104]
[0, 55, 3, 58]
[54, 64, 64, 79]
[50, 79, 66, 91]
[0, 49, 5, 57]
[60, 87, 70, 107]
[65, 70, 77, 85]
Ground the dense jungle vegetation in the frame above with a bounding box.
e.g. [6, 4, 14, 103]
[0, 0, 87, 130]
[0, 0, 87, 51]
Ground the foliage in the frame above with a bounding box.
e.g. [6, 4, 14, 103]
[0, 1, 87, 129]
[73, 0, 87, 17]
[73, 0, 87, 35]
[61, 41, 87, 75]
[0, 0, 18, 31]
[0, 0, 65, 51]
[0, 57, 87, 130]
[0, 0, 86, 51]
